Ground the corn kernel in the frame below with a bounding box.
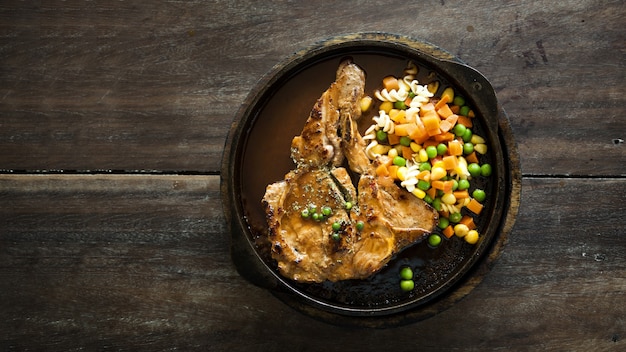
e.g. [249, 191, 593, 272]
[441, 87, 455, 103]
[412, 188, 426, 199]
[474, 143, 488, 154]
[465, 230, 479, 244]
[442, 193, 456, 205]
[418, 148, 429, 162]
[371, 144, 390, 156]
[454, 224, 470, 238]
[360, 96, 373, 112]
[380, 101, 393, 113]
[470, 135, 485, 144]
[388, 148, 398, 159]
[410, 142, 421, 153]
[430, 166, 446, 181]
[396, 166, 408, 181]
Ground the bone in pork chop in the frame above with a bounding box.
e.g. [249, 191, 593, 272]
[262, 59, 437, 283]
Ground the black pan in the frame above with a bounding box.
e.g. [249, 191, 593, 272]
[221, 33, 521, 327]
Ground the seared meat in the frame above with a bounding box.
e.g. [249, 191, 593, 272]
[262, 59, 437, 283]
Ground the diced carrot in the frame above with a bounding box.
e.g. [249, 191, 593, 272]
[467, 198, 484, 215]
[434, 95, 450, 110]
[376, 163, 389, 177]
[388, 165, 399, 180]
[394, 123, 417, 137]
[457, 115, 473, 128]
[434, 131, 455, 142]
[419, 102, 435, 116]
[387, 133, 401, 145]
[442, 155, 459, 170]
[421, 112, 440, 132]
[402, 146, 413, 160]
[465, 151, 479, 164]
[446, 114, 459, 126]
[417, 170, 430, 180]
[423, 139, 439, 148]
[439, 119, 453, 133]
[404, 96, 412, 107]
[409, 119, 429, 143]
[453, 190, 470, 199]
[426, 186, 437, 200]
[389, 109, 406, 123]
[459, 215, 477, 230]
[448, 139, 463, 156]
[382, 76, 399, 91]
[432, 180, 455, 193]
[443, 225, 455, 238]
[437, 104, 454, 119]
[450, 105, 460, 114]
[468, 110, 475, 118]
[431, 180, 445, 190]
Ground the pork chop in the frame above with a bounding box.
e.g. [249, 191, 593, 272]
[262, 59, 437, 283]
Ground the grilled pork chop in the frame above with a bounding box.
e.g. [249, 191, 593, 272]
[262, 59, 437, 282]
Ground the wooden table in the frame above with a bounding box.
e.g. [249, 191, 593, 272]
[1, 1, 624, 350]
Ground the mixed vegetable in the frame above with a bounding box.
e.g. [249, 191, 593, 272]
[360, 62, 493, 291]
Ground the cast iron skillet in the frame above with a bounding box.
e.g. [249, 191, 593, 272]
[221, 33, 520, 328]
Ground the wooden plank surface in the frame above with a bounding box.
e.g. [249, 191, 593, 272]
[1, 0, 625, 350]
[1, 175, 624, 350]
[0, 0, 624, 175]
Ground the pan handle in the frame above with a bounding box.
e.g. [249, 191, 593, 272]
[435, 59, 500, 134]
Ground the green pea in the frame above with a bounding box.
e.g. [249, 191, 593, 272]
[436, 143, 448, 156]
[400, 266, 413, 280]
[453, 124, 467, 137]
[428, 234, 442, 247]
[459, 105, 471, 116]
[345, 201, 353, 210]
[438, 216, 450, 229]
[457, 179, 470, 191]
[332, 221, 341, 231]
[376, 130, 387, 142]
[408, 91, 416, 98]
[426, 145, 438, 159]
[453, 95, 466, 107]
[432, 197, 442, 211]
[481, 163, 493, 177]
[301, 209, 310, 218]
[468, 163, 481, 177]
[400, 279, 415, 292]
[331, 232, 341, 241]
[312, 212, 322, 221]
[451, 179, 459, 191]
[394, 100, 407, 110]
[400, 136, 412, 147]
[393, 156, 406, 167]
[462, 128, 473, 143]
[423, 195, 433, 204]
[463, 142, 474, 155]
[322, 206, 332, 216]
[417, 180, 431, 191]
[449, 212, 462, 223]
[356, 221, 365, 231]
[419, 162, 432, 172]
[473, 189, 486, 202]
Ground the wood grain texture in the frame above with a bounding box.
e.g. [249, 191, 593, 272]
[1, 176, 624, 350]
[0, 0, 625, 350]
[0, 0, 624, 174]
